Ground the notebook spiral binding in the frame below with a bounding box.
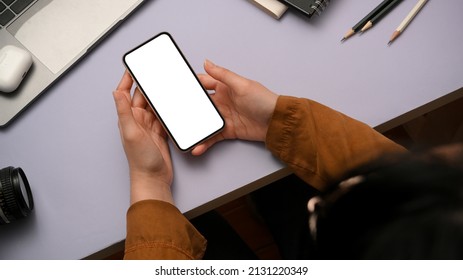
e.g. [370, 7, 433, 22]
[309, 0, 330, 16]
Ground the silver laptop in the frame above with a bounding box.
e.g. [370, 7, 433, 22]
[0, 0, 145, 127]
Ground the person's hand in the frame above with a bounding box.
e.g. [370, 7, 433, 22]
[192, 60, 279, 156]
[113, 71, 174, 205]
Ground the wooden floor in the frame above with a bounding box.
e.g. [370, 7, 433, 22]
[106, 94, 463, 260]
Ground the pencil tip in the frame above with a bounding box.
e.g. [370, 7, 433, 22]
[360, 22, 372, 33]
[387, 41, 392, 46]
[341, 37, 346, 43]
[341, 29, 355, 43]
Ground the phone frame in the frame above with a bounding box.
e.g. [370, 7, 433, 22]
[123, 32, 224, 152]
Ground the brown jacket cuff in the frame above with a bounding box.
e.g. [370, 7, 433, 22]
[125, 200, 207, 260]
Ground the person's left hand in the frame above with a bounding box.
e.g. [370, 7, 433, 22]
[113, 71, 174, 205]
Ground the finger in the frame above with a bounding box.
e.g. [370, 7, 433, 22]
[197, 74, 219, 90]
[203, 60, 245, 88]
[191, 143, 210, 156]
[116, 71, 133, 91]
[132, 87, 147, 109]
[191, 134, 224, 156]
[113, 89, 137, 132]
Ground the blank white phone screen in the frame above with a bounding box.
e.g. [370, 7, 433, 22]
[123, 33, 224, 151]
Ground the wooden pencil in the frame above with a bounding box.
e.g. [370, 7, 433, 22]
[360, 0, 403, 33]
[388, 0, 428, 45]
[341, 0, 393, 42]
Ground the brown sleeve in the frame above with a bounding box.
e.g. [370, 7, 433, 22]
[124, 200, 207, 260]
[266, 96, 407, 190]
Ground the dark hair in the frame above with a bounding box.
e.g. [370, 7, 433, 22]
[314, 153, 463, 259]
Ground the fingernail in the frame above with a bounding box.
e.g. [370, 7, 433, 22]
[204, 59, 216, 68]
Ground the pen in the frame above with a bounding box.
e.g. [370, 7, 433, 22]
[341, 0, 393, 42]
[360, 0, 403, 33]
[388, 0, 429, 45]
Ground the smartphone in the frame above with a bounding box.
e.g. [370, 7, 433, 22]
[123, 32, 224, 152]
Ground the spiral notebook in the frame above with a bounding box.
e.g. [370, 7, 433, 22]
[278, 0, 331, 18]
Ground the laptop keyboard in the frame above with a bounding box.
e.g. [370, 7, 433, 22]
[0, 0, 36, 27]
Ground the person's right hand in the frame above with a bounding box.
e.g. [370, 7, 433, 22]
[114, 71, 174, 205]
[192, 60, 279, 156]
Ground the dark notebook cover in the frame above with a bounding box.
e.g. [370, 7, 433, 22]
[278, 0, 330, 18]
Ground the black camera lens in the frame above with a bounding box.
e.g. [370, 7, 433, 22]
[0, 166, 34, 225]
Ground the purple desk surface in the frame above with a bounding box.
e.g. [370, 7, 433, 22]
[1, 0, 462, 259]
